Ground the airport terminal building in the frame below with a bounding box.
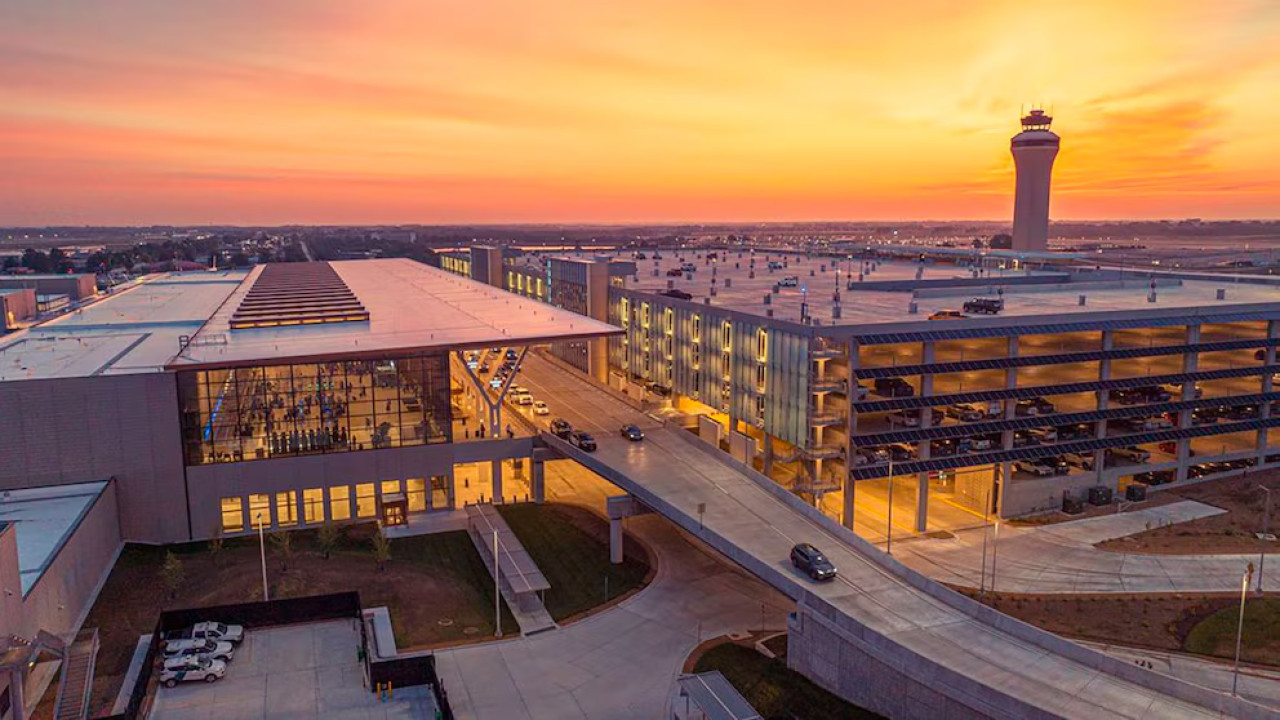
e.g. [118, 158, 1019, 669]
[445, 246, 1280, 538]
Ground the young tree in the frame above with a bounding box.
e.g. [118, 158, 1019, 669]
[317, 520, 340, 560]
[269, 531, 294, 572]
[371, 528, 392, 571]
[162, 551, 185, 600]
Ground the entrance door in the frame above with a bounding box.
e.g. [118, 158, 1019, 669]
[383, 504, 406, 526]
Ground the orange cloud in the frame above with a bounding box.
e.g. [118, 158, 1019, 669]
[0, 0, 1277, 224]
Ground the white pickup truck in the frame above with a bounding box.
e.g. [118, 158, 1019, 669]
[167, 621, 244, 645]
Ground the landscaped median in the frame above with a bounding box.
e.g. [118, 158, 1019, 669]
[497, 502, 652, 622]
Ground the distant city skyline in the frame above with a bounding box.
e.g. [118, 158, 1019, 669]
[2, 0, 1277, 225]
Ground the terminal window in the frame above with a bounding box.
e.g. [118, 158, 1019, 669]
[177, 352, 452, 466]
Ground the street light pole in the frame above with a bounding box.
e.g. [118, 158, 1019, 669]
[990, 520, 1001, 594]
[1232, 562, 1256, 697]
[979, 489, 990, 600]
[1260, 485, 1272, 593]
[493, 529, 502, 637]
[256, 512, 269, 602]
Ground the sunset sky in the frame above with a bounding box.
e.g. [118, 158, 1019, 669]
[2, 0, 1277, 225]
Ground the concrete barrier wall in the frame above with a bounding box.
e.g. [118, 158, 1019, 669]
[665, 428, 1277, 720]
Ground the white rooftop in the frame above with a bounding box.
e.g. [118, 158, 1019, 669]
[170, 258, 619, 369]
[0, 270, 248, 381]
[0, 481, 108, 594]
[611, 251, 1280, 327]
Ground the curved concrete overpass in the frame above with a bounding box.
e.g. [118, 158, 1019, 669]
[540, 423, 1275, 719]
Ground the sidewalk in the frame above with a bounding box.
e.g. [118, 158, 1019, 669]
[896, 501, 1269, 593]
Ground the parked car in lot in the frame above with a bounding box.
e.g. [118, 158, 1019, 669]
[1028, 427, 1058, 443]
[789, 543, 837, 581]
[967, 435, 995, 451]
[164, 638, 234, 662]
[167, 622, 244, 645]
[532, 401, 550, 415]
[1015, 400, 1040, 417]
[1013, 459, 1055, 476]
[886, 444, 915, 461]
[569, 431, 597, 452]
[550, 418, 572, 439]
[160, 655, 226, 687]
[619, 424, 645, 441]
[1042, 456, 1072, 475]
[1029, 397, 1056, 414]
[1012, 431, 1038, 448]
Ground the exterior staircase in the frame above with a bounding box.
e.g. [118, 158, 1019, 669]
[54, 628, 99, 720]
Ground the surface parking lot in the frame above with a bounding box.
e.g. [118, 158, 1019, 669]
[150, 620, 435, 719]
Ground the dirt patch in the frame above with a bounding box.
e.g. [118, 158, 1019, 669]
[72, 524, 516, 718]
[952, 586, 1261, 660]
[1096, 471, 1280, 554]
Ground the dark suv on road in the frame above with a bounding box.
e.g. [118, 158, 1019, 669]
[550, 418, 572, 439]
[790, 543, 837, 581]
[568, 431, 597, 452]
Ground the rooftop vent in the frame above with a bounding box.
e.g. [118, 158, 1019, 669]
[1217, 288, 1226, 300]
[229, 263, 368, 330]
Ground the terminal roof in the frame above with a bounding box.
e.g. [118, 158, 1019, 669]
[0, 481, 109, 595]
[168, 258, 619, 370]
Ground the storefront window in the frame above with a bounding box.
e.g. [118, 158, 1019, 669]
[220, 497, 244, 533]
[302, 489, 324, 524]
[248, 494, 271, 529]
[329, 486, 351, 521]
[406, 478, 426, 512]
[356, 483, 377, 518]
[177, 351, 453, 466]
[276, 491, 298, 526]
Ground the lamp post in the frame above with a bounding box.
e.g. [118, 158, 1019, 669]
[256, 512, 270, 602]
[1259, 485, 1272, 593]
[493, 529, 502, 637]
[1232, 562, 1255, 696]
[990, 519, 1001, 594]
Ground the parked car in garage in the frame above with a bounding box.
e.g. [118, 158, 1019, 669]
[1061, 451, 1096, 471]
[1108, 446, 1151, 463]
[789, 543, 837, 581]
[1013, 459, 1055, 476]
[946, 404, 984, 422]
[160, 655, 226, 687]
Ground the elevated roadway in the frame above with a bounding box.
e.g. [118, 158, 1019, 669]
[520, 356, 1275, 719]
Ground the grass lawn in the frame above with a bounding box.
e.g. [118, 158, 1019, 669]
[693, 643, 884, 720]
[1184, 597, 1280, 665]
[498, 502, 651, 621]
[76, 523, 516, 719]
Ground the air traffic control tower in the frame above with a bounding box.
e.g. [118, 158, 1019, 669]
[1010, 109, 1059, 252]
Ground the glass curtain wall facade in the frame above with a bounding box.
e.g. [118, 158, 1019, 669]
[178, 352, 452, 465]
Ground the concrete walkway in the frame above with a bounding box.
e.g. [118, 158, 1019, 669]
[896, 501, 1269, 593]
[1083, 641, 1280, 710]
[433, 463, 792, 720]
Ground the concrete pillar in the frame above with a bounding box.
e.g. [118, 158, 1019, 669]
[1176, 324, 1201, 481]
[763, 434, 775, 477]
[1259, 321, 1278, 458]
[531, 455, 546, 503]
[843, 338, 859, 531]
[915, 431, 931, 533]
[610, 516, 623, 564]
[491, 461, 503, 503]
[920, 341, 935, 426]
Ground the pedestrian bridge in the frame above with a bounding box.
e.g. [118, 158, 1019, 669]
[542, 427, 1275, 720]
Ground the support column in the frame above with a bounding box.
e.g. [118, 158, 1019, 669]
[1259, 321, 1277, 460]
[531, 452, 546, 504]
[1175, 324, 1201, 481]
[1095, 330, 1113, 481]
[610, 517, 623, 564]
[843, 338, 860, 531]
[491, 461, 503, 504]
[446, 470, 457, 510]
[763, 434, 775, 478]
